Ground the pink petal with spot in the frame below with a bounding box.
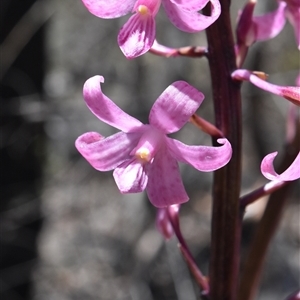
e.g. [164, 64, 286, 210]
[253, 1, 287, 41]
[146, 145, 189, 208]
[82, 0, 136, 18]
[75, 131, 143, 171]
[261, 151, 300, 181]
[162, 0, 221, 32]
[149, 81, 204, 133]
[118, 13, 156, 58]
[167, 138, 232, 171]
[113, 158, 149, 193]
[83, 76, 144, 132]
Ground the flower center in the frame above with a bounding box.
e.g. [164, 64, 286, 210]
[135, 147, 151, 162]
[130, 127, 164, 164]
[133, 0, 161, 16]
[137, 5, 149, 15]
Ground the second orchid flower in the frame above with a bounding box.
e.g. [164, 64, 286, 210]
[76, 76, 232, 207]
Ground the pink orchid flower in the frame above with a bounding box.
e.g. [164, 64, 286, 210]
[261, 151, 300, 181]
[250, 0, 300, 48]
[81, 0, 221, 58]
[75, 76, 232, 208]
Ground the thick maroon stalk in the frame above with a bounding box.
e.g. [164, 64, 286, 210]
[204, 1, 242, 299]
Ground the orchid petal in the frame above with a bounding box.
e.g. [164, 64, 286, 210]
[236, 0, 257, 46]
[83, 76, 144, 132]
[75, 131, 143, 171]
[232, 69, 300, 106]
[118, 13, 156, 58]
[285, 6, 300, 49]
[248, 73, 300, 106]
[169, 0, 210, 11]
[149, 81, 204, 133]
[167, 138, 232, 171]
[146, 145, 189, 208]
[81, 0, 136, 18]
[253, 1, 287, 41]
[261, 151, 300, 181]
[113, 158, 149, 193]
[252, 78, 300, 107]
[162, 0, 221, 32]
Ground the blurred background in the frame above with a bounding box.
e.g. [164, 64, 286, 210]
[1, 0, 299, 299]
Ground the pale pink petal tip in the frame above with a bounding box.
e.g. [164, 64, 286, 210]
[261, 151, 300, 181]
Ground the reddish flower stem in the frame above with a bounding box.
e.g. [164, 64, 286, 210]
[240, 180, 288, 207]
[167, 209, 210, 296]
[204, 0, 243, 299]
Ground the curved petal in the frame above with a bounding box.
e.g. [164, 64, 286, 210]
[253, 1, 287, 41]
[261, 151, 300, 181]
[166, 138, 232, 171]
[149, 81, 204, 133]
[162, 0, 221, 32]
[113, 158, 149, 193]
[118, 13, 156, 58]
[146, 145, 189, 208]
[81, 0, 136, 18]
[169, 0, 210, 11]
[83, 76, 144, 132]
[75, 131, 143, 171]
